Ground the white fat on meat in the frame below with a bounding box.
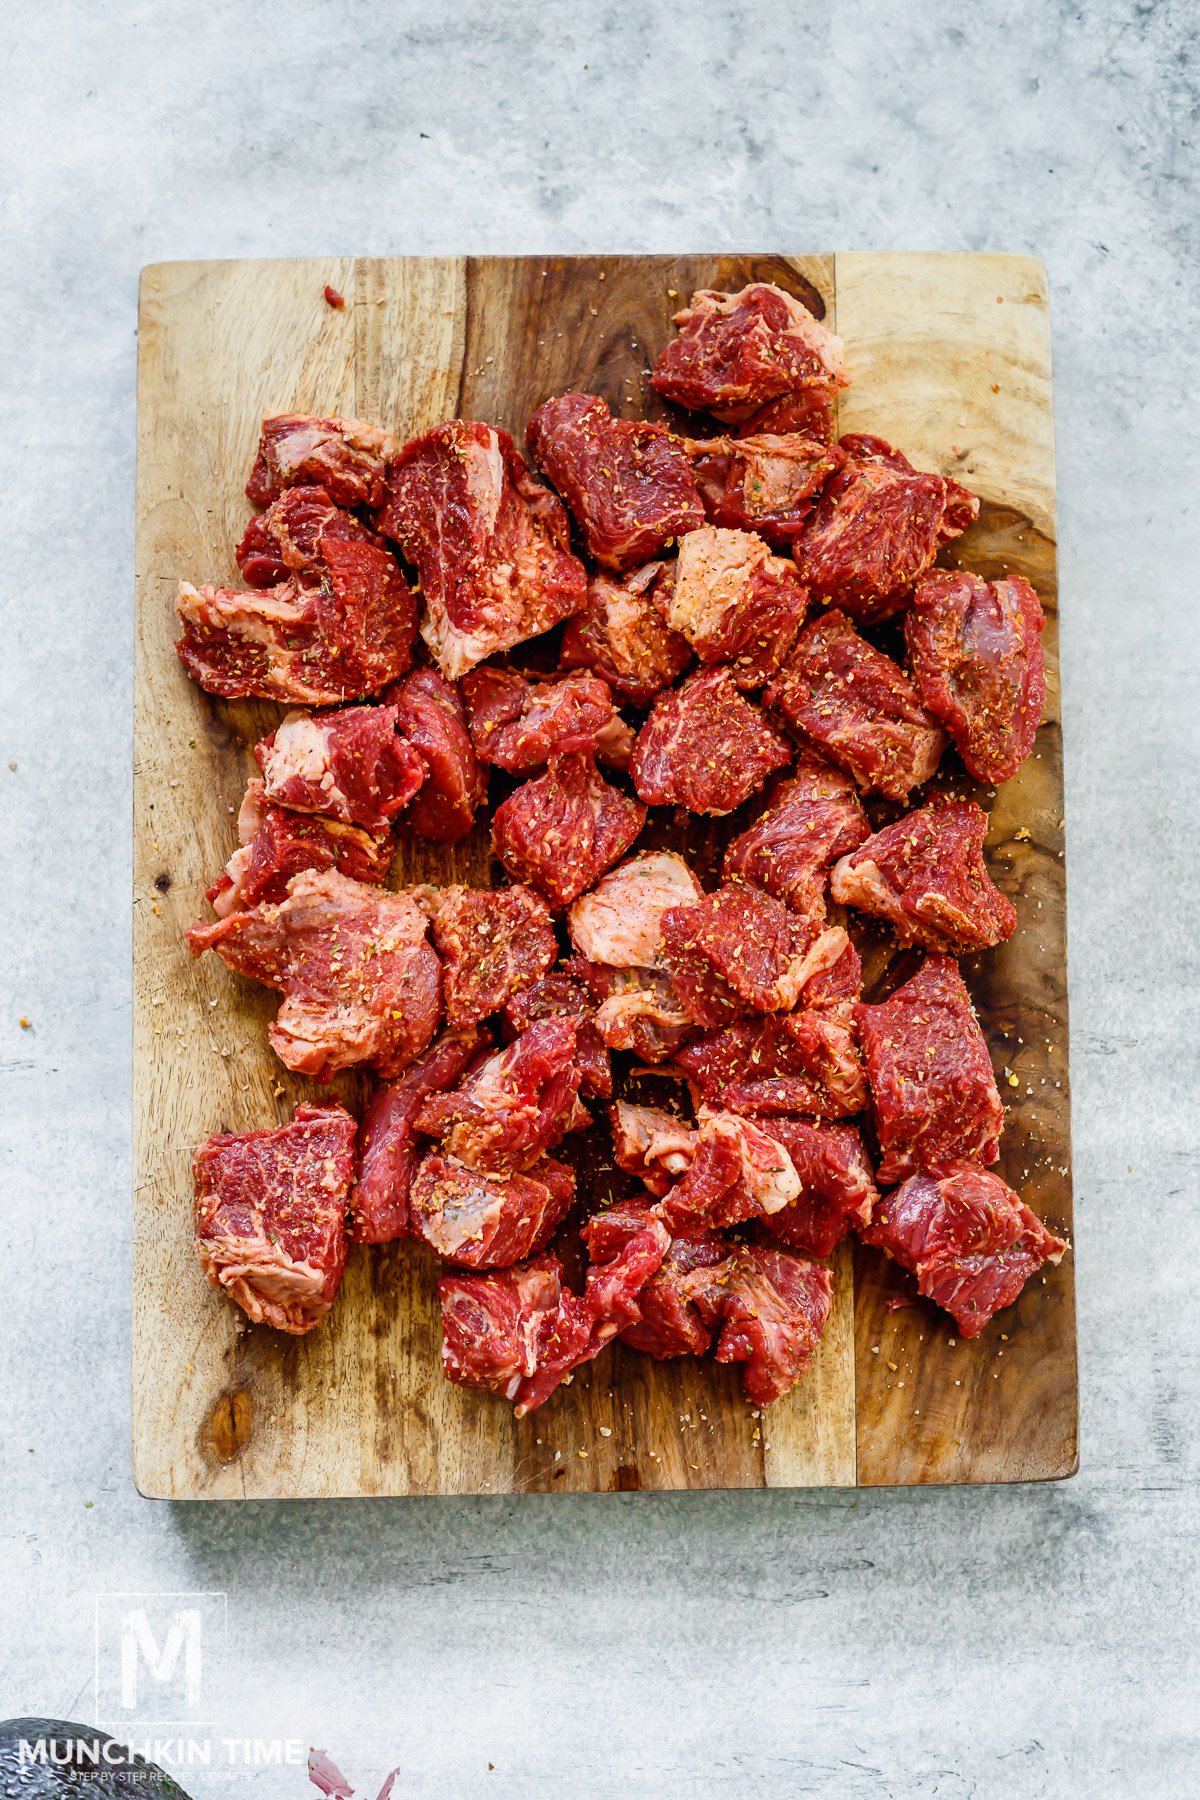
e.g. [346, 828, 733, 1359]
[568, 852, 703, 968]
[664, 526, 769, 649]
[696, 1107, 801, 1214]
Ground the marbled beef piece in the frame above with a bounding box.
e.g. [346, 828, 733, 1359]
[409, 1150, 575, 1268]
[206, 778, 392, 917]
[660, 883, 852, 1028]
[414, 1016, 584, 1174]
[722, 761, 870, 921]
[187, 869, 442, 1083]
[177, 490, 418, 705]
[567, 851, 702, 970]
[631, 667, 792, 816]
[503, 970, 612, 1101]
[609, 1101, 697, 1196]
[676, 1004, 866, 1120]
[245, 413, 396, 511]
[656, 1107, 801, 1234]
[386, 667, 485, 843]
[379, 420, 587, 679]
[739, 386, 838, 445]
[527, 391, 705, 570]
[790, 433, 979, 622]
[559, 562, 693, 706]
[352, 1027, 490, 1243]
[857, 955, 1003, 1183]
[429, 884, 557, 1029]
[651, 283, 847, 424]
[756, 1118, 878, 1258]
[905, 570, 1046, 783]
[491, 754, 646, 907]
[701, 1244, 833, 1406]
[861, 1162, 1067, 1338]
[766, 610, 946, 803]
[254, 704, 425, 833]
[831, 797, 1017, 954]
[193, 1103, 356, 1335]
[684, 432, 845, 545]
[461, 666, 619, 772]
[567, 956, 697, 1064]
[653, 525, 809, 688]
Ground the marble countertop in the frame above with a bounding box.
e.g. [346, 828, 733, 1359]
[2, 2, 1197, 1794]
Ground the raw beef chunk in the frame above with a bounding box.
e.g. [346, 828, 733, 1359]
[491, 754, 646, 906]
[527, 391, 705, 569]
[415, 1016, 584, 1173]
[386, 667, 485, 842]
[766, 610, 946, 802]
[439, 1209, 669, 1414]
[705, 1245, 833, 1405]
[379, 420, 587, 679]
[569, 958, 696, 1063]
[651, 283, 847, 423]
[612, 1213, 731, 1359]
[409, 1149, 575, 1268]
[206, 779, 391, 917]
[567, 851, 702, 969]
[429, 884, 557, 1029]
[560, 562, 692, 705]
[831, 797, 1017, 953]
[245, 413, 396, 511]
[756, 1119, 878, 1258]
[187, 869, 442, 1082]
[654, 526, 809, 687]
[461, 666, 618, 772]
[741, 387, 838, 445]
[657, 1108, 801, 1233]
[193, 1103, 355, 1334]
[857, 955, 1003, 1183]
[503, 971, 612, 1099]
[677, 1005, 866, 1119]
[177, 499, 418, 705]
[722, 762, 869, 920]
[352, 1027, 490, 1243]
[254, 704, 425, 833]
[660, 883, 851, 1027]
[609, 1101, 697, 1196]
[861, 1162, 1067, 1338]
[791, 434, 979, 622]
[631, 668, 792, 815]
[685, 433, 845, 545]
[905, 570, 1046, 783]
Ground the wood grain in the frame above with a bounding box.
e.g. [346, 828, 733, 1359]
[133, 253, 1074, 1498]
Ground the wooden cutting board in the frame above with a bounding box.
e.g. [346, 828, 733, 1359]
[133, 252, 1076, 1498]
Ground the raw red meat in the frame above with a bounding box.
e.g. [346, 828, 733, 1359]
[722, 761, 870, 921]
[409, 1149, 575, 1268]
[661, 883, 851, 1027]
[415, 1015, 584, 1173]
[739, 387, 838, 445]
[677, 1005, 866, 1119]
[857, 954, 1003, 1183]
[631, 668, 792, 815]
[790, 434, 979, 621]
[351, 1027, 490, 1243]
[503, 970, 612, 1100]
[254, 704, 425, 833]
[429, 883, 557, 1028]
[861, 1161, 1067, 1337]
[766, 610, 947, 802]
[657, 1107, 801, 1233]
[831, 796, 1017, 953]
[704, 1244, 833, 1405]
[609, 1207, 731, 1360]
[386, 667, 485, 842]
[905, 570, 1046, 783]
[756, 1118, 878, 1258]
[187, 868, 442, 1082]
[245, 414, 395, 511]
[461, 666, 618, 772]
[193, 1103, 355, 1334]
[609, 1101, 697, 1196]
[378, 420, 587, 679]
[560, 562, 693, 705]
[526, 391, 705, 569]
[685, 433, 845, 545]
[177, 490, 417, 704]
[206, 779, 391, 917]
[651, 283, 846, 423]
[654, 526, 809, 687]
[567, 851, 702, 969]
[569, 957, 696, 1063]
[491, 754, 646, 906]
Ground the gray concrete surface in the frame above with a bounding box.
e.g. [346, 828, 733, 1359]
[1, 2, 1197, 1795]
